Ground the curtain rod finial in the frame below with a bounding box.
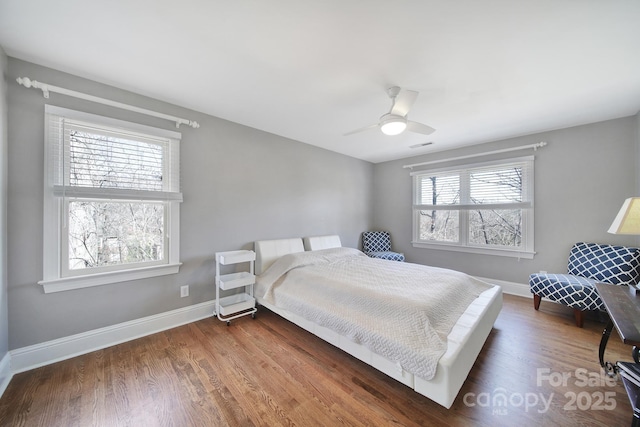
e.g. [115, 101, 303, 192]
[176, 120, 200, 129]
[16, 76, 32, 88]
[17, 76, 49, 98]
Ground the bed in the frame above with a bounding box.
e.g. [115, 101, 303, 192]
[253, 235, 502, 408]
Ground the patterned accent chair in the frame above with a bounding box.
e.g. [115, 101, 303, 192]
[529, 242, 640, 327]
[362, 231, 405, 262]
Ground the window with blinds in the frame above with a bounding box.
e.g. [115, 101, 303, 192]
[412, 156, 534, 257]
[41, 105, 182, 292]
[68, 124, 165, 191]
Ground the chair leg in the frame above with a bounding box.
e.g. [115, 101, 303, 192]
[573, 308, 585, 328]
[533, 294, 541, 310]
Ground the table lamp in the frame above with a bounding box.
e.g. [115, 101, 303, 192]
[609, 198, 640, 235]
[608, 198, 640, 290]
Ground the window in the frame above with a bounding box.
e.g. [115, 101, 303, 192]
[40, 106, 182, 292]
[411, 156, 534, 258]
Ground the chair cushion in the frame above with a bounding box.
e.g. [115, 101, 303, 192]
[362, 231, 391, 253]
[529, 273, 603, 311]
[567, 242, 640, 286]
[366, 251, 405, 262]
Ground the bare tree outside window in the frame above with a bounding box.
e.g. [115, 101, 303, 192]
[67, 130, 165, 270]
[415, 164, 526, 249]
[418, 174, 459, 242]
[68, 201, 164, 269]
[468, 166, 523, 247]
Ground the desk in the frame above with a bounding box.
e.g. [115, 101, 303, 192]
[596, 283, 640, 368]
[596, 283, 640, 427]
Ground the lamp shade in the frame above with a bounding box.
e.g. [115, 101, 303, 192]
[608, 198, 640, 235]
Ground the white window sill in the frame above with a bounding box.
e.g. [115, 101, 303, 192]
[38, 263, 182, 293]
[411, 241, 535, 259]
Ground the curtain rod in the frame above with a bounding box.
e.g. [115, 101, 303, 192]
[16, 76, 200, 129]
[402, 141, 547, 169]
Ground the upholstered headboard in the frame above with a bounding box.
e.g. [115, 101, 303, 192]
[303, 235, 342, 251]
[254, 238, 305, 274]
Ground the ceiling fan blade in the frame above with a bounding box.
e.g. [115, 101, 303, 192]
[407, 121, 436, 135]
[390, 89, 418, 116]
[343, 123, 379, 136]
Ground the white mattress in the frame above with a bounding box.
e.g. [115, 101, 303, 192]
[253, 236, 503, 408]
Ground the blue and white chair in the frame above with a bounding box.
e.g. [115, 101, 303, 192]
[362, 231, 405, 262]
[529, 242, 640, 327]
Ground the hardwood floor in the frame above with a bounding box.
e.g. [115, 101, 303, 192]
[0, 294, 635, 427]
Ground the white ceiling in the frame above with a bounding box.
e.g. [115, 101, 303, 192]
[1, 1, 639, 163]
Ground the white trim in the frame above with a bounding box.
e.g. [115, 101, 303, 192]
[53, 185, 183, 202]
[10, 300, 215, 374]
[412, 241, 536, 259]
[409, 155, 535, 176]
[413, 201, 532, 211]
[45, 105, 183, 140]
[0, 352, 12, 399]
[411, 155, 535, 257]
[403, 142, 546, 169]
[42, 106, 182, 291]
[476, 276, 532, 298]
[39, 262, 182, 293]
[19, 78, 199, 129]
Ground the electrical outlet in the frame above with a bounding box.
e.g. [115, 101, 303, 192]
[180, 285, 189, 298]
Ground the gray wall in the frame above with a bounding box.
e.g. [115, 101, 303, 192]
[0, 49, 8, 365]
[636, 112, 640, 191]
[6, 54, 638, 351]
[6, 58, 373, 349]
[373, 116, 639, 285]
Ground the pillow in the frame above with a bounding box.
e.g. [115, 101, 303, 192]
[303, 235, 342, 251]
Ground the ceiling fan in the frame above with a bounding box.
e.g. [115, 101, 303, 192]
[344, 86, 436, 137]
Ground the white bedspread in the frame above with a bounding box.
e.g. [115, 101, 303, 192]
[256, 247, 493, 380]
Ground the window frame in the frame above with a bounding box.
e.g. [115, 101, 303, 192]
[40, 105, 182, 293]
[411, 156, 535, 259]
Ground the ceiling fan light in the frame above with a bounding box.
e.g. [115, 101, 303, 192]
[380, 115, 407, 135]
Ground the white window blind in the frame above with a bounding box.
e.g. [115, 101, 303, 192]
[416, 173, 460, 208]
[47, 112, 182, 202]
[414, 159, 532, 210]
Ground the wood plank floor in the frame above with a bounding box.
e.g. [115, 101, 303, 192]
[0, 294, 635, 427]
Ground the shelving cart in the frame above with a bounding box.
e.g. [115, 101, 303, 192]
[215, 250, 257, 325]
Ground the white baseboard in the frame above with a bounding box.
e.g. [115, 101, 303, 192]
[476, 276, 531, 298]
[10, 300, 215, 374]
[3, 277, 529, 394]
[0, 351, 12, 399]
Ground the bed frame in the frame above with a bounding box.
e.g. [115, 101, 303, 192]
[253, 235, 502, 408]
